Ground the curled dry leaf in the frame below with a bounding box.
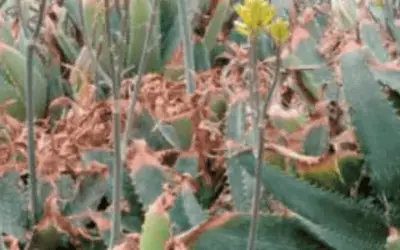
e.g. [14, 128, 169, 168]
[112, 233, 140, 250]
[2, 235, 20, 250]
[126, 139, 163, 173]
[35, 193, 82, 246]
[177, 212, 237, 245]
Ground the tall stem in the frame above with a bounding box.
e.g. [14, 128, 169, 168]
[247, 42, 282, 250]
[177, 0, 196, 94]
[246, 34, 261, 250]
[104, 0, 123, 247]
[19, 0, 48, 226]
[121, 0, 159, 161]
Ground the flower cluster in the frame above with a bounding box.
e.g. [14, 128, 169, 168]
[234, 0, 290, 43]
[375, 0, 384, 8]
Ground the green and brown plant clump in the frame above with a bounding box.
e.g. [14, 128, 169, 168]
[1, 0, 400, 249]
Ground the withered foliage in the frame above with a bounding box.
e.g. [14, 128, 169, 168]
[1, 0, 388, 248]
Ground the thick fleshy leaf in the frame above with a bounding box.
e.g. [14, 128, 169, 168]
[63, 173, 108, 215]
[236, 151, 388, 250]
[130, 164, 166, 210]
[0, 171, 29, 240]
[372, 67, 400, 93]
[128, 108, 172, 150]
[158, 117, 193, 151]
[174, 155, 199, 178]
[283, 32, 334, 100]
[304, 10, 329, 40]
[0, 42, 48, 120]
[140, 198, 170, 250]
[303, 124, 330, 156]
[331, 0, 358, 30]
[159, 0, 180, 66]
[226, 100, 246, 141]
[203, 0, 230, 51]
[359, 21, 389, 63]
[226, 153, 253, 212]
[81, 149, 138, 211]
[340, 46, 400, 197]
[127, 0, 161, 73]
[170, 182, 208, 234]
[193, 41, 211, 72]
[257, 32, 276, 60]
[298, 155, 347, 193]
[183, 213, 327, 250]
[82, 0, 105, 47]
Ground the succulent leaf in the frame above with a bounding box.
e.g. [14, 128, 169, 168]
[185, 213, 326, 250]
[236, 151, 388, 250]
[340, 47, 400, 198]
[130, 165, 167, 210]
[0, 171, 29, 240]
[170, 183, 208, 234]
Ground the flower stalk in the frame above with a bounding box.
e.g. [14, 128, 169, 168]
[232, 1, 290, 250]
[16, 0, 48, 226]
[103, 0, 123, 247]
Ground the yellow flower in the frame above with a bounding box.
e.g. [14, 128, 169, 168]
[234, 0, 276, 37]
[268, 18, 290, 44]
[375, 0, 384, 7]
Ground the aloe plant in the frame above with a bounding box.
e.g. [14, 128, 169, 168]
[3, 0, 400, 250]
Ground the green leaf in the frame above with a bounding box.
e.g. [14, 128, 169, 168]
[140, 200, 170, 250]
[158, 118, 193, 151]
[159, 0, 180, 66]
[0, 236, 5, 250]
[81, 149, 138, 210]
[271, 112, 308, 133]
[45, 65, 66, 122]
[331, 0, 358, 30]
[56, 175, 75, 200]
[228, 30, 247, 45]
[226, 100, 246, 141]
[0, 21, 15, 46]
[170, 183, 208, 234]
[62, 0, 81, 26]
[338, 155, 364, 188]
[372, 67, 400, 93]
[54, 31, 80, 63]
[340, 47, 400, 197]
[127, 0, 161, 73]
[368, 4, 385, 25]
[0, 79, 25, 120]
[81, 151, 142, 234]
[236, 151, 388, 250]
[128, 109, 172, 150]
[171, 117, 193, 150]
[360, 21, 390, 63]
[257, 32, 275, 60]
[174, 155, 199, 177]
[209, 93, 228, 121]
[82, 0, 105, 47]
[0, 43, 48, 120]
[0, 171, 28, 240]
[187, 213, 326, 250]
[193, 41, 211, 72]
[63, 173, 108, 215]
[299, 156, 347, 193]
[304, 12, 329, 40]
[303, 125, 330, 156]
[130, 165, 166, 210]
[226, 153, 253, 212]
[25, 225, 63, 250]
[387, 239, 400, 250]
[283, 37, 334, 100]
[203, 0, 230, 51]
